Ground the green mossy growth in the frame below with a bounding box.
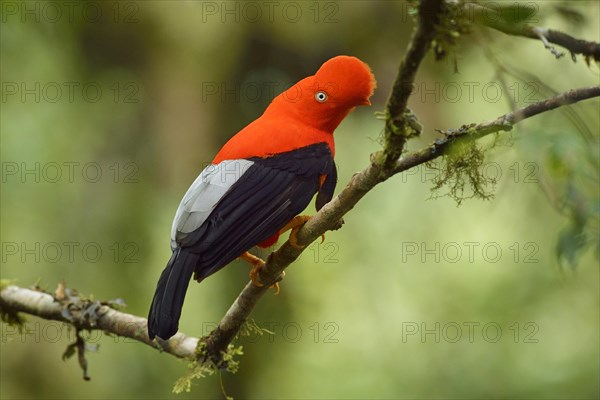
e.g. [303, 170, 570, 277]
[240, 318, 274, 337]
[0, 279, 14, 291]
[428, 141, 496, 205]
[0, 308, 26, 331]
[381, 109, 423, 168]
[384, 109, 422, 143]
[173, 340, 217, 394]
[431, 1, 471, 63]
[173, 319, 270, 394]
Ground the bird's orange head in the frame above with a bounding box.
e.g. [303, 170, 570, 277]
[265, 55, 376, 132]
[213, 56, 376, 163]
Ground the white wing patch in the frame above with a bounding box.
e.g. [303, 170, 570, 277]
[171, 159, 254, 247]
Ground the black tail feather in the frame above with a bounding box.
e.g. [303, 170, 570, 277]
[147, 248, 198, 340]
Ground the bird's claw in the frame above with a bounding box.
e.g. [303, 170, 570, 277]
[269, 271, 285, 295]
[241, 251, 283, 294]
[282, 215, 325, 249]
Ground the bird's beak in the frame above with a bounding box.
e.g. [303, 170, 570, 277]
[358, 98, 372, 106]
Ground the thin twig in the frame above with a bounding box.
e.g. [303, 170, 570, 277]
[392, 86, 600, 173]
[466, 2, 600, 61]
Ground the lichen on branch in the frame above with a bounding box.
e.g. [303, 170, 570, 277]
[427, 141, 497, 205]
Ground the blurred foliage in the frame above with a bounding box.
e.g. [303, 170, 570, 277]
[1, 1, 599, 399]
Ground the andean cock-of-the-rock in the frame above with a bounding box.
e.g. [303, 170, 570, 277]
[148, 55, 376, 340]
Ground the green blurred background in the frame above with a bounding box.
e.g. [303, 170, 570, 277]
[1, 1, 599, 399]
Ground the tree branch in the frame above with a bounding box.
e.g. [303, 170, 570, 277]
[0, 284, 198, 359]
[2, 84, 598, 368]
[202, 0, 447, 364]
[391, 85, 600, 174]
[383, 0, 444, 168]
[202, 54, 600, 368]
[466, 2, 600, 61]
[3, 85, 597, 367]
[2, 0, 599, 378]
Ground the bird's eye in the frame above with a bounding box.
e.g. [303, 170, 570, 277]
[315, 91, 328, 103]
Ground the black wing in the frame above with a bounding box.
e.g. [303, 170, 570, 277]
[316, 161, 337, 211]
[178, 142, 335, 281]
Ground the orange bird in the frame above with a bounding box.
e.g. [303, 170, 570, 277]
[148, 56, 376, 340]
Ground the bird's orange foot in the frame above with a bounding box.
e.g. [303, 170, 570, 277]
[280, 215, 325, 249]
[239, 251, 265, 286]
[239, 251, 282, 294]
